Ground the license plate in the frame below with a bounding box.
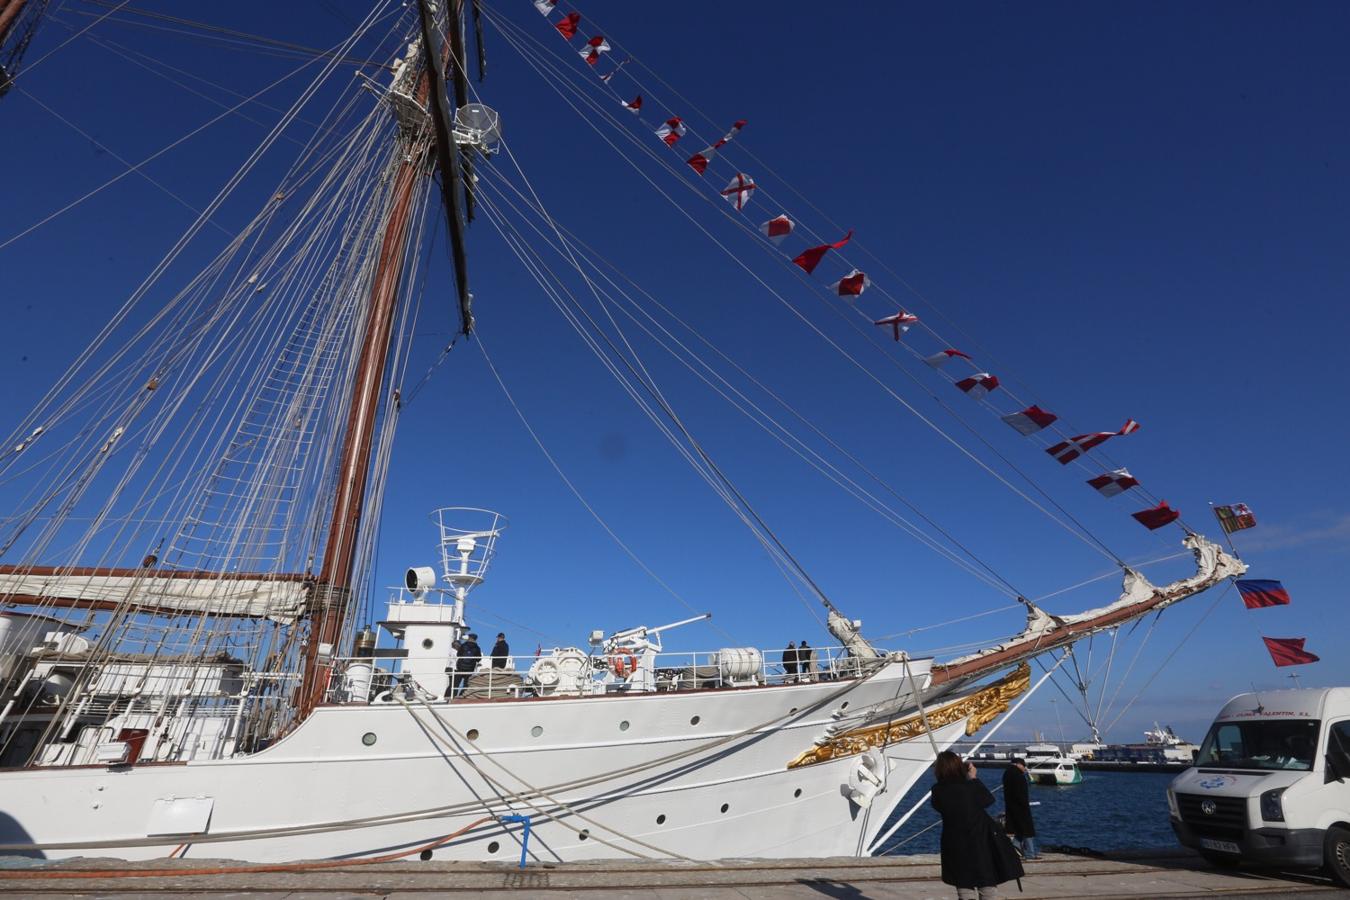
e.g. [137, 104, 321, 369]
[1200, 838, 1240, 854]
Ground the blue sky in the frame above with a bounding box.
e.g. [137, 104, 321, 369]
[0, 1, 1346, 743]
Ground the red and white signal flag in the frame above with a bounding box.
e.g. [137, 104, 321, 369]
[721, 173, 757, 210]
[621, 95, 642, 114]
[685, 119, 747, 175]
[599, 57, 630, 83]
[1087, 468, 1139, 497]
[1045, 420, 1140, 464]
[924, 348, 972, 369]
[655, 117, 686, 146]
[792, 230, 853, 274]
[1001, 405, 1058, 435]
[873, 311, 917, 340]
[830, 269, 870, 297]
[533, 0, 557, 14]
[955, 373, 1000, 399]
[1131, 499, 1180, 530]
[555, 12, 581, 38]
[760, 215, 794, 245]
[579, 35, 611, 65]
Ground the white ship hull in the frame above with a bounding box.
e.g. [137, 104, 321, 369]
[0, 660, 976, 862]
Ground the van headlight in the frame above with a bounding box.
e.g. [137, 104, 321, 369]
[1166, 789, 1179, 818]
[1260, 787, 1286, 822]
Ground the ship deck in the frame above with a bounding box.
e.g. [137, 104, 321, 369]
[2, 848, 1345, 898]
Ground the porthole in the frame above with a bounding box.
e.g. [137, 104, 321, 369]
[579, 829, 590, 841]
[793, 788, 802, 798]
[361, 732, 377, 746]
[689, 715, 701, 726]
[619, 720, 630, 732]
[656, 814, 667, 825]
[421, 638, 434, 650]
[466, 728, 480, 741]
[487, 841, 500, 854]
[840, 701, 849, 710]
[720, 803, 729, 814]
[788, 707, 798, 715]
[419, 850, 433, 861]
[530, 725, 544, 738]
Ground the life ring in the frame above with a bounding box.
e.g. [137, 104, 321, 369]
[610, 647, 638, 678]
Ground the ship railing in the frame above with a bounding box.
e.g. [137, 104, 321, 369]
[323, 644, 886, 703]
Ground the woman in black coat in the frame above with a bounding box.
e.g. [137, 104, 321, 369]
[931, 750, 1024, 900]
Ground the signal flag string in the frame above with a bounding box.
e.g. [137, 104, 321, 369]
[513, 1, 1183, 542]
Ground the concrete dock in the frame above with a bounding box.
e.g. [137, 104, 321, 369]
[2, 848, 1347, 898]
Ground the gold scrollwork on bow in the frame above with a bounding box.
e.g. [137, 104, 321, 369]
[786, 662, 1030, 769]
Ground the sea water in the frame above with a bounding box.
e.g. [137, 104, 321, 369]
[877, 769, 1176, 855]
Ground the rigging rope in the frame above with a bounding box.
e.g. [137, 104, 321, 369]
[476, 334, 741, 643]
[536, 3, 1181, 524]
[483, 11, 1131, 569]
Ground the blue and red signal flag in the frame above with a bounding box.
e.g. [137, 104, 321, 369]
[1235, 579, 1292, 609]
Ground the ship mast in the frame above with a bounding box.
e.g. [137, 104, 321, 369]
[297, 2, 477, 719]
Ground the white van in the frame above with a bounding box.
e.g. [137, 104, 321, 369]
[1168, 688, 1350, 886]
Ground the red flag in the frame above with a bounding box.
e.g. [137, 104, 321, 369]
[1046, 420, 1139, 464]
[721, 173, 757, 210]
[1087, 468, 1139, 497]
[555, 12, 581, 39]
[1263, 637, 1319, 667]
[924, 348, 972, 369]
[955, 373, 1000, 399]
[685, 120, 747, 175]
[792, 230, 853, 274]
[760, 214, 794, 245]
[621, 95, 642, 114]
[874, 311, 917, 340]
[831, 269, 871, 297]
[579, 35, 611, 65]
[1131, 500, 1180, 530]
[1001, 405, 1058, 435]
[655, 117, 686, 146]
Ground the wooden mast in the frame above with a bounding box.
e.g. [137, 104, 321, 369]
[296, 0, 476, 720]
[295, 155, 422, 719]
[0, 0, 27, 45]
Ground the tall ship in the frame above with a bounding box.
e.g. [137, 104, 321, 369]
[0, 0, 1246, 863]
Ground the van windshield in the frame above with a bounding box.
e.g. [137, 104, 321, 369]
[1196, 719, 1320, 771]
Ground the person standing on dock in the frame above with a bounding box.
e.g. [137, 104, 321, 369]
[931, 751, 1024, 900]
[1002, 757, 1038, 859]
[782, 641, 798, 680]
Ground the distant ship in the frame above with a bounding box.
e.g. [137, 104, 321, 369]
[1088, 724, 1199, 765]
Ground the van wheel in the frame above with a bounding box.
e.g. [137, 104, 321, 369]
[1199, 850, 1240, 869]
[1326, 826, 1350, 888]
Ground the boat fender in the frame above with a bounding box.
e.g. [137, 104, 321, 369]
[610, 647, 638, 678]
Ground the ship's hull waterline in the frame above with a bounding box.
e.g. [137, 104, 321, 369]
[0, 660, 987, 863]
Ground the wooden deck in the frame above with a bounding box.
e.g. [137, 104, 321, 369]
[1, 848, 1346, 898]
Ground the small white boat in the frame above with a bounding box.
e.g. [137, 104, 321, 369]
[1024, 745, 1083, 785]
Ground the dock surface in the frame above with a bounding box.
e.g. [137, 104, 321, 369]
[2, 848, 1347, 898]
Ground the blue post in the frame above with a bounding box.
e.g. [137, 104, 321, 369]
[499, 814, 531, 869]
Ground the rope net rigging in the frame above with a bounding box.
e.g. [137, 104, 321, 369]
[0, 1, 435, 762]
